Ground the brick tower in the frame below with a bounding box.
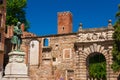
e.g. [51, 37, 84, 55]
[0, 0, 6, 77]
[57, 11, 72, 34]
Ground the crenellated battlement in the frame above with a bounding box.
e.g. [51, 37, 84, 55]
[57, 11, 72, 16]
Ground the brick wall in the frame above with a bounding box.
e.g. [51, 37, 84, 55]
[0, 0, 6, 77]
[58, 11, 72, 34]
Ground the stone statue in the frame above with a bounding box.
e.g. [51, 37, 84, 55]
[11, 22, 23, 51]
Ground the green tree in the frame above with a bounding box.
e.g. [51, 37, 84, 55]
[88, 54, 106, 80]
[111, 4, 120, 72]
[6, 0, 29, 31]
[89, 62, 106, 80]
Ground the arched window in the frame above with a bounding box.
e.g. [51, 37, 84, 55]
[43, 38, 49, 47]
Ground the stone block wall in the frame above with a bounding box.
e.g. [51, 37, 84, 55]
[21, 33, 77, 80]
[20, 27, 120, 80]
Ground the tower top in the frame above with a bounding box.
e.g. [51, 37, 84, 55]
[57, 11, 72, 16]
[57, 11, 73, 34]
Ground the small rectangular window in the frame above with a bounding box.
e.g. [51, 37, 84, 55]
[52, 57, 56, 61]
[43, 38, 49, 47]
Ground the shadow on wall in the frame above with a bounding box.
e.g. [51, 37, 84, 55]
[117, 74, 120, 80]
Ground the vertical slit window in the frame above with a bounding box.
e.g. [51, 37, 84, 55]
[62, 27, 64, 31]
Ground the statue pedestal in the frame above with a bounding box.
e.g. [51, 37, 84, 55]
[2, 51, 30, 80]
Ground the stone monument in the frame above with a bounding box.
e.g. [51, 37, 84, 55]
[2, 22, 30, 80]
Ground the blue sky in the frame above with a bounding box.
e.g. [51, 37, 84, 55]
[26, 0, 120, 36]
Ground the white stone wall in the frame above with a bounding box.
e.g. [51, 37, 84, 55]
[29, 40, 39, 65]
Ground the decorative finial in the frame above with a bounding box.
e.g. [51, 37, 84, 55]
[108, 19, 112, 28]
[108, 19, 112, 23]
[78, 23, 82, 31]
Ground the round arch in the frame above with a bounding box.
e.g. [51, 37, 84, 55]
[76, 43, 112, 80]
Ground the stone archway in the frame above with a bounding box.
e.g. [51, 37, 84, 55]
[75, 43, 113, 80]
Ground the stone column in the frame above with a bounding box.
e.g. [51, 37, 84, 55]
[2, 51, 30, 80]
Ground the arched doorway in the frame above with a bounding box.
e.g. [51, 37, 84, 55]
[86, 52, 106, 80]
[74, 43, 114, 80]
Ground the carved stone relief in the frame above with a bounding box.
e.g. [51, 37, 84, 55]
[78, 30, 113, 42]
[92, 33, 98, 40]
